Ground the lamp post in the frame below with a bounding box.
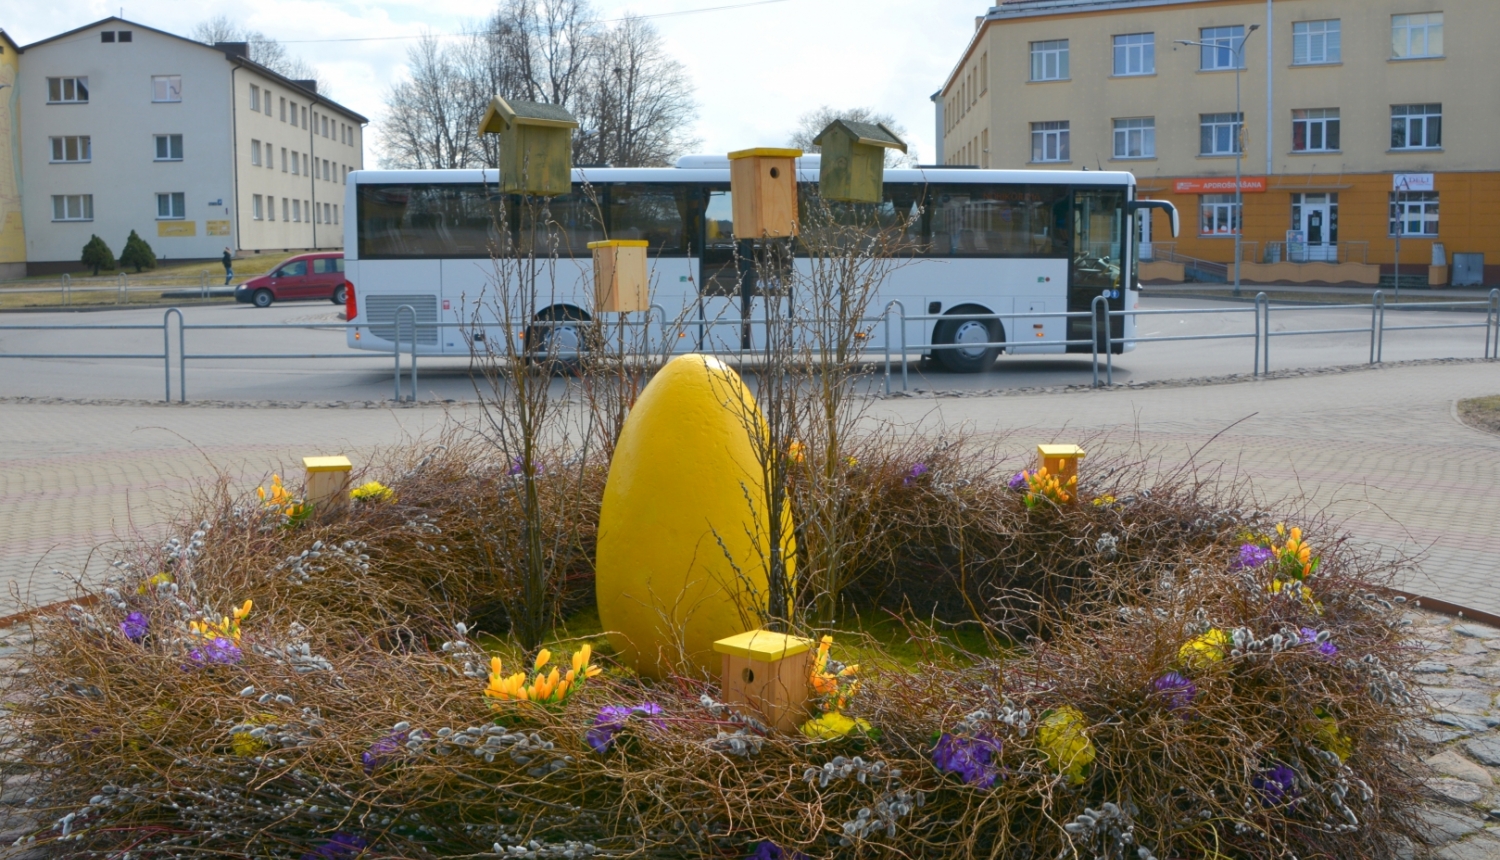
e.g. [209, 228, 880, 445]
[1178, 24, 1259, 296]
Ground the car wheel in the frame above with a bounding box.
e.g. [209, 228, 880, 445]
[525, 306, 593, 370]
[253, 289, 274, 308]
[931, 306, 1001, 373]
[331, 284, 347, 305]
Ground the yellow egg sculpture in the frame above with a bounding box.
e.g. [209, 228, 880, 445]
[596, 354, 795, 678]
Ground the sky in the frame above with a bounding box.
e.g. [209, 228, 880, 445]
[6, 0, 986, 166]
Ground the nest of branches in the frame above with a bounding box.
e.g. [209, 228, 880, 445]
[2, 430, 1425, 860]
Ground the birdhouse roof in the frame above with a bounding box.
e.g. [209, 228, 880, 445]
[713, 629, 814, 661]
[302, 455, 353, 473]
[813, 120, 908, 153]
[478, 96, 580, 135]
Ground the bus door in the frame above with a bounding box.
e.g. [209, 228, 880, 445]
[1068, 188, 1126, 352]
[603, 182, 697, 354]
[697, 187, 749, 353]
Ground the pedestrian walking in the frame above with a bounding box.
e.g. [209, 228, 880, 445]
[222, 248, 234, 285]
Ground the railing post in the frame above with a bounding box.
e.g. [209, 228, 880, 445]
[1105, 307, 1114, 386]
[1255, 292, 1269, 375]
[393, 304, 417, 402]
[61, 273, 71, 307]
[200, 270, 209, 301]
[883, 302, 892, 396]
[117, 272, 127, 305]
[1090, 295, 1106, 388]
[1370, 291, 1385, 365]
[1488, 289, 1499, 360]
[162, 308, 185, 403]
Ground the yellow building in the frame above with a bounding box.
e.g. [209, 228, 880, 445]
[939, 0, 1495, 287]
[0, 29, 24, 279]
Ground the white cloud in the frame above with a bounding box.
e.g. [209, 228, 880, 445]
[7, 0, 982, 165]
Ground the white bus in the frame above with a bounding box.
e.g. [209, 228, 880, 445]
[341, 156, 1177, 372]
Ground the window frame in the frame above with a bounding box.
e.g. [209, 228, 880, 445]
[1392, 13, 1444, 59]
[1112, 33, 1156, 76]
[155, 192, 186, 220]
[1389, 190, 1439, 236]
[1291, 108, 1341, 152]
[251, 140, 262, 166]
[51, 194, 94, 222]
[151, 75, 183, 103]
[1199, 112, 1244, 156]
[49, 136, 92, 163]
[253, 194, 263, 220]
[154, 134, 184, 162]
[46, 76, 89, 104]
[1030, 40, 1071, 82]
[1292, 19, 1342, 65]
[249, 84, 260, 112]
[1030, 120, 1071, 163]
[1200, 26, 1246, 71]
[1391, 103, 1442, 150]
[1199, 193, 1242, 237]
[1112, 117, 1156, 159]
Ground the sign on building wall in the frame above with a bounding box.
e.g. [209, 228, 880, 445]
[158, 221, 197, 238]
[206, 220, 231, 236]
[1393, 173, 1434, 192]
[0, 39, 24, 266]
[1173, 177, 1267, 194]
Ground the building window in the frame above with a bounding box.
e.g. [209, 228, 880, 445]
[154, 134, 184, 161]
[301, 106, 308, 128]
[100, 31, 115, 43]
[1293, 20, 1341, 65]
[119, 31, 132, 42]
[292, 152, 300, 175]
[1292, 109, 1340, 151]
[46, 77, 89, 104]
[1200, 26, 1246, 70]
[280, 97, 287, 122]
[253, 194, 263, 220]
[268, 196, 276, 221]
[250, 84, 260, 111]
[980, 52, 988, 94]
[51, 194, 93, 221]
[1391, 104, 1441, 149]
[1200, 112, 1243, 155]
[1113, 118, 1156, 158]
[1031, 121, 1071, 162]
[1199, 194, 1242, 236]
[293, 199, 301, 222]
[251, 140, 262, 166]
[1113, 33, 1155, 75]
[1393, 13, 1443, 59]
[333, 204, 339, 225]
[1390, 191, 1439, 236]
[264, 92, 273, 116]
[282, 198, 289, 221]
[322, 115, 329, 137]
[152, 75, 183, 103]
[156, 192, 186, 220]
[1030, 40, 1070, 81]
[49, 136, 91, 163]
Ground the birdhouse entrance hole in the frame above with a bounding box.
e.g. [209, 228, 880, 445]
[741, 667, 755, 683]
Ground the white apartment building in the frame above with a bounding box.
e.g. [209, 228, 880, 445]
[18, 17, 366, 272]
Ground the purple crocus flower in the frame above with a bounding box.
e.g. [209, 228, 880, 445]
[1232, 544, 1274, 570]
[362, 730, 408, 774]
[903, 463, 930, 487]
[749, 840, 810, 860]
[586, 703, 665, 753]
[188, 637, 243, 665]
[120, 612, 149, 642]
[1252, 763, 1298, 806]
[1300, 627, 1338, 659]
[1152, 671, 1198, 711]
[1008, 471, 1028, 491]
[932, 732, 1003, 788]
[507, 455, 544, 477]
[300, 832, 368, 860]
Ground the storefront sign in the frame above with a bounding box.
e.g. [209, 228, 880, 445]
[206, 220, 232, 236]
[1173, 177, 1267, 194]
[157, 221, 197, 238]
[1393, 173, 1434, 192]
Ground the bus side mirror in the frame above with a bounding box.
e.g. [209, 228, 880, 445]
[1126, 200, 1180, 239]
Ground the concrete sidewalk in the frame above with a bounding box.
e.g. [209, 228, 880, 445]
[0, 361, 1497, 617]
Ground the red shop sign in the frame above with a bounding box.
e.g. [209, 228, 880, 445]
[1173, 177, 1267, 194]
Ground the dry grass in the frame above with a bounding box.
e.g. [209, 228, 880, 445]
[1458, 396, 1500, 435]
[0, 428, 1425, 860]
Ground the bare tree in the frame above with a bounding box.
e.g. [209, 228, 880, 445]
[191, 16, 331, 96]
[789, 106, 916, 167]
[378, 0, 697, 170]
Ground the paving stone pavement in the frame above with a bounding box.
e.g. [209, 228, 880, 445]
[0, 361, 1497, 617]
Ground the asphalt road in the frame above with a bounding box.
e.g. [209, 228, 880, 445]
[0, 296, 1493, 402]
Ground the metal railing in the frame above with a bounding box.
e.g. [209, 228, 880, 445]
[0, 270, 228, 306]
[0, 289, 1495, 402]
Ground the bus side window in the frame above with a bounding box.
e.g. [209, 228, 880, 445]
[606, 183, 691, 254]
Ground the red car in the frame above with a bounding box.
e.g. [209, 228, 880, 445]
[235, 252, 347, 307]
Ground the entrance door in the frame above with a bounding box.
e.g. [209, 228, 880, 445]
[1292, 193, 1338, 262]
[1136, 202, 1154, 260]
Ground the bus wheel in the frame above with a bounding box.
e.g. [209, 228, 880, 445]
[932, 306, 1001, 373]
[525, 306, 592, 370]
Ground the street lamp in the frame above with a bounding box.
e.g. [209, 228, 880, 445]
[1177, 24, 1259, 297]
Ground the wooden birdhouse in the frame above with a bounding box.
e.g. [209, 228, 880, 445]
[713, 629, 814, 733]
[728, 148, 802, 238]
[589, 239, 650, 313]
[813, 119, 907, 204]
[1036, 444, 1086, 492]
[302, 455, 352, 513]
[478, 97, 580, 197]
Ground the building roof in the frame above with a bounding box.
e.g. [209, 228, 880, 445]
[18, 17, 368, 123]
[814, 119, 909, 153]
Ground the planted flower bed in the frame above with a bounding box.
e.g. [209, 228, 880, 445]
[3, 433, 1423, 859]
